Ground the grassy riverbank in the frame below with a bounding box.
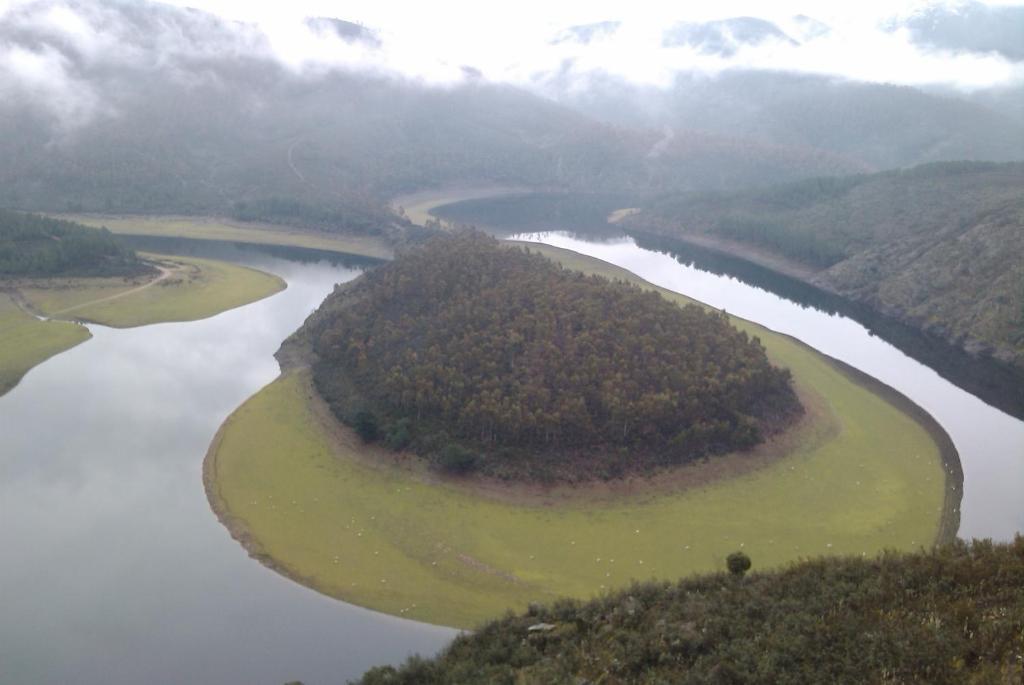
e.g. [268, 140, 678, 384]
[1, 253, 285, 394]
[16, 254, 285, 328]
[59, 214, 393, 260]
[205, 243, 958, 629]
[393, 187, 526, 228]
[0, 293, 91, 397]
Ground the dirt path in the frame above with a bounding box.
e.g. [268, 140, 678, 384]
[49, 263, 177, 316]
[2, 287, 46, 319]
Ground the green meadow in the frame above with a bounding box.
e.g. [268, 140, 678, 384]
[1, 253, 284, 394]
[0, 293, 91, 397]
[206, 243, 958, 629]
[18, 254, 285, 328]
[58, 214, 393, 260]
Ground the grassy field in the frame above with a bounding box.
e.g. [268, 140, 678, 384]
[57, 214, 393, 260]
[206, 244, 958, 629]
[0, 292, 91, 397]
[393, 187, 526, 228]
[17, 254, 285, 328]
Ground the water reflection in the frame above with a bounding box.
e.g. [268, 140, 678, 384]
[514, 231, 1024, 542]
[629, 231, 1024, 420]
[0, 247, 454, 685]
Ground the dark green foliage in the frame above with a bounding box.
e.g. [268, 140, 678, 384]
[308, 232, 799, 481]
[433, 444, 479, 475]
[230, 196, 401, 238]
[0, 210, 144, 277]
[384, 419, 412, 451]
[353, 538, 1024, 684]
[635, 161, 1024, 269]
[726, 551, 752, 577]
[353, 410, 381, 443]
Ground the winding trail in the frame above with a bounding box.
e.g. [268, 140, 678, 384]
[49, 263, 177, 316]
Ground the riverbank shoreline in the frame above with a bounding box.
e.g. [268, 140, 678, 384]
[203, 242, 961, 628]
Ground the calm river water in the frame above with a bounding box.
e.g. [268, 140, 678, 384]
[1, 234, 1021, 684]
[0, 246, 455, 685]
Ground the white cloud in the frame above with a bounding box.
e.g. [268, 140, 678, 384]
[0, 42, 103, 127]
[0, 0, 1021, 112]
[142, 0, 1024, 90]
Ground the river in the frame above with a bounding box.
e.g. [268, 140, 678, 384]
[1, 232, 1021, 684]
[0, 244, 456, 685]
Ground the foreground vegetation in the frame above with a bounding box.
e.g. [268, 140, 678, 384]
[357, 538, 1024, 684]
[306, 232, 800, 481]
[205, 244, 956, 628]
[0, 293, 90, 396]
[627, 162, 1024, 371]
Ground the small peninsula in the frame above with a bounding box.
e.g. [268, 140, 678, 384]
[0, 210, 285, 396]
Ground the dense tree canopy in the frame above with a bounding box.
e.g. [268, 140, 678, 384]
[356, 538, 1024, 684]
[0, 210, 144, 277]
[307, 232, 799, 481]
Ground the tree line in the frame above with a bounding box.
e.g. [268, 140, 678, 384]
[0, 210, 144, 277]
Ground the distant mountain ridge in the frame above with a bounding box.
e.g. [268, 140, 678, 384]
[1, 0, 1020, 226]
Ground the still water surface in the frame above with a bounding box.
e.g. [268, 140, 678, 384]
[0, 248, 455, 685]
[1, 235, 1022, 684]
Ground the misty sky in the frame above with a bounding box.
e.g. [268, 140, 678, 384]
[150, 0, 1024, 89]
[1, 0, 1022, 96]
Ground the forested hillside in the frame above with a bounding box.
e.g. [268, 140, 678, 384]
[357, 538, 1024, 684]
[543, 71, 1024, 172]
[627, 162, 1024, 370]
[0, 210, 144, 277]
[301, 232, 799, 481]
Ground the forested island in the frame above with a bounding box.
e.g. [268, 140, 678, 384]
[356, 538, 1024, 684]
[296, 232, 800, 481]
[0, 210, 146, 277]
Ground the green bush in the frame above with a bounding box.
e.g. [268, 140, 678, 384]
[726, 551, 752, 577]
[434, 444, 478, 474]
[353, 410, 380, 442]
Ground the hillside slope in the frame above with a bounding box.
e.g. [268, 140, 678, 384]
[357, 538, 1024, 684]
[627, 162, 1024, 371]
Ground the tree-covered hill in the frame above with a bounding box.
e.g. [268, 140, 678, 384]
[626, 162, 1024, 371]
[541, 70, 1024, 172]
[299, 232, 800, 481]
[356, 538, 1024, 684]
[0, 210, 144, 277]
